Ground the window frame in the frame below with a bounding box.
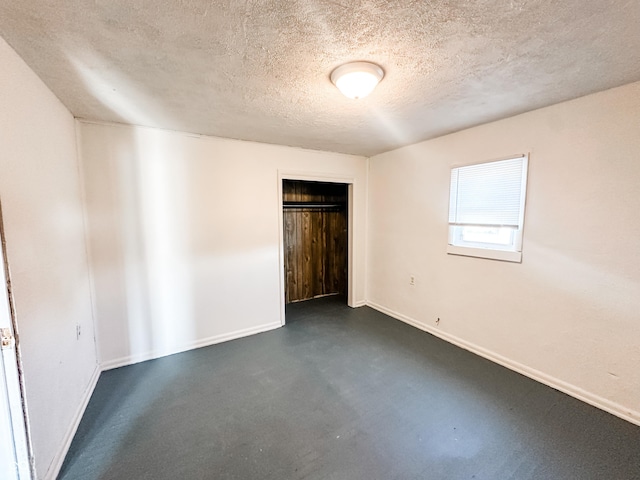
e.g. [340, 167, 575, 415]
[447, 154, 529, 263]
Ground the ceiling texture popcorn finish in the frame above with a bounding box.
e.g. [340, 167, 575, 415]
[1, 0, 639, 156]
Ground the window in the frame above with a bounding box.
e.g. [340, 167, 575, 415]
[447, 154, 528, 262]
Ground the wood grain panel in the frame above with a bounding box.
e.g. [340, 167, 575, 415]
[283, 210, 296, 303]
[301, 210, 311, 300]
[283, 180, 347, 304]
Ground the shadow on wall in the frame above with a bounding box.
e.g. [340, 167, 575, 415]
[65, 47, 200, 359]
[116, 127, 196, 360]
[84, 123, 284, 366]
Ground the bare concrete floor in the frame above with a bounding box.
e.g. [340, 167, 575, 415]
[59, 296, 640, 479]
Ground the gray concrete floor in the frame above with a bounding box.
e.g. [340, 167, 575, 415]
[59, 296, 640, 479]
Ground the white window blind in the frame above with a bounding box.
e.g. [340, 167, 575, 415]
[449, 156, 527, 228]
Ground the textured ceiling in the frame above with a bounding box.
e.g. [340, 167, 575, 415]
[1, 0, 640, 156]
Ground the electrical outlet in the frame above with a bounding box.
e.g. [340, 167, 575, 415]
[76, 324, 81, 340]
[409, 275, 415, 286]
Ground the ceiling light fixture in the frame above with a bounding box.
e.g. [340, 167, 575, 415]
[330, 61, 384, 99]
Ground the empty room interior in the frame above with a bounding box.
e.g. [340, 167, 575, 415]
[1, 1, 639, 479]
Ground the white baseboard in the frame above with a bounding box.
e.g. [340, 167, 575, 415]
[351, 300, 366, 308]
[101, 321, 282, 371]
[43, 306, 638, 480]
[366, 301, 640, 427]
[44, 364, 101, 480]
[45, 322, 282, 479]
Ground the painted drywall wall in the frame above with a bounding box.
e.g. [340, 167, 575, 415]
[78, 121, 368, 368]
[367, 81, 640, 424]
[0, 36, 99, 478]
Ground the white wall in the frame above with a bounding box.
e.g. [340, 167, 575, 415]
[3, 27, 636, 478]
[0, 37, 99, 478]
[78, 121, 368, 368]
[367, 81, 640, 424]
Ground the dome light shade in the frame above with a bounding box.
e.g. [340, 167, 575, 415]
[330, 61, 384, 99]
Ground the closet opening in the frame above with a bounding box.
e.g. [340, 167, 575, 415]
[281, 179, 349, 313]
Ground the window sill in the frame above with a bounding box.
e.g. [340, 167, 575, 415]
[447, 244, 522, 263]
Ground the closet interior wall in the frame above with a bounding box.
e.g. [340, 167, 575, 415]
[283, 180, 347, 304]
